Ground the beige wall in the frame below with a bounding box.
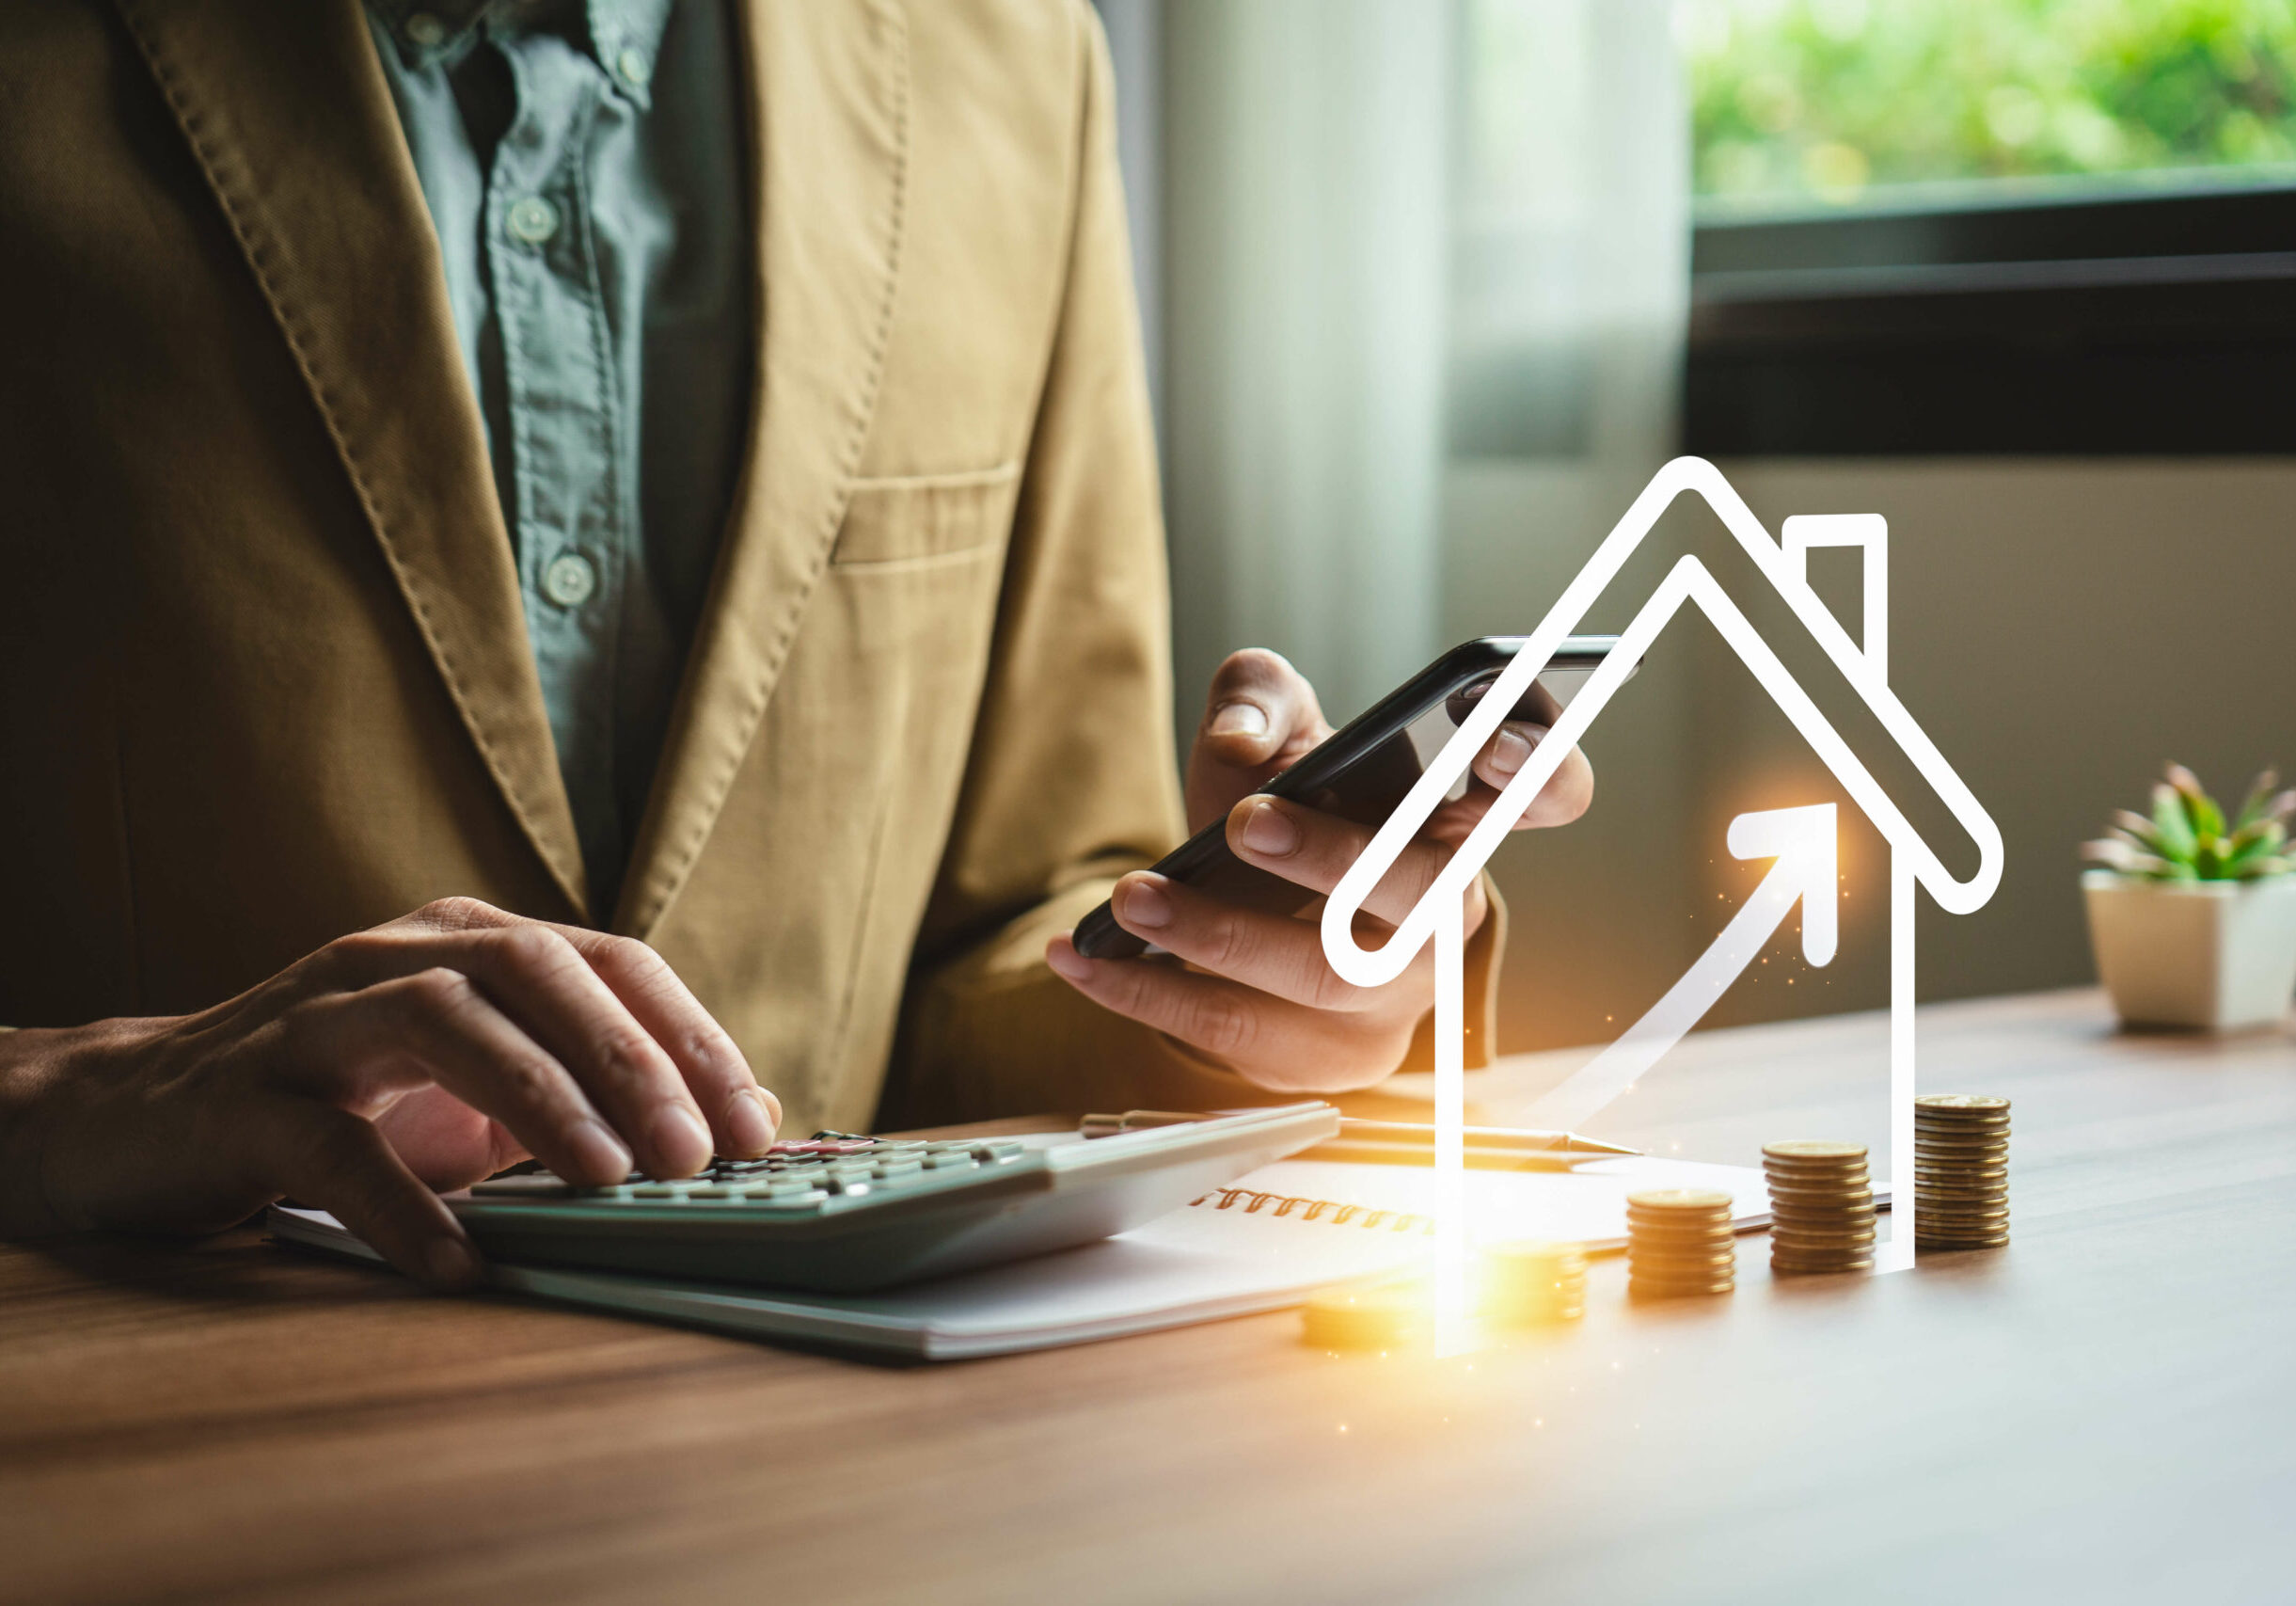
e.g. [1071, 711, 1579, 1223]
[1446, 459, 2296, 1055]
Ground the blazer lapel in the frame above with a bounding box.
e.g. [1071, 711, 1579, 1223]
[615, 0, 911, 938]
[114, 0, 592, 918]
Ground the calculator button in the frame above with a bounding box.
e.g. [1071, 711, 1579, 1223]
[871, 1158, 924, 1180]
[973, 1141, 1025, 1162]
[925, 1152, 977, 1170]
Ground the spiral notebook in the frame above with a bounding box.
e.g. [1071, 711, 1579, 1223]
[270, 1154, 1821, 1361]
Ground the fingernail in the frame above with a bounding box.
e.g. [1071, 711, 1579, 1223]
[1120, 877, 1172, 930]
[424, 1235, 482, 1291]
[1210, 702, 1268, 739]
[1046, 939, 1091, 981]
[1489, 725, 1539, 776]
[1239, 799, 1299, 856]
[723, 1085, 776, 1155]
[566, 1117, 633, 1184]
[652, 1104, 713, 1175]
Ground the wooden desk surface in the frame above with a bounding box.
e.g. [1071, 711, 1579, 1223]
[6, 990, 2294, 1606]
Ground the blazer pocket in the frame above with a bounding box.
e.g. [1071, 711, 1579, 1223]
[831, 460, 1022, 569]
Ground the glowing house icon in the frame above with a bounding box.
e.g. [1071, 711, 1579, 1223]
[1322, 456, 2003, 1283]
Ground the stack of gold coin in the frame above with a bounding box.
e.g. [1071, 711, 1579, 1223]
[1624, 1188, 1736, 1297]
[1302, 1279, 1424, 1350]
[1479, 1241, 1588, 1328]
[1915, 1094, 2010, 1249]
[1762, 1139, 1877, 1275]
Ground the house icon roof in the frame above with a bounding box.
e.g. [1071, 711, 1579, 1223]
[1319, 454, 2005, 1279]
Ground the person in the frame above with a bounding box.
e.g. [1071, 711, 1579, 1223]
[0, 0, 1590, 1290]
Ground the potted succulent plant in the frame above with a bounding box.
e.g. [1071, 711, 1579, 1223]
[2082, 765, 2296, 1031]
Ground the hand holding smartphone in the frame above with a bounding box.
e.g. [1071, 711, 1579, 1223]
[1072, 635, 1622, 961]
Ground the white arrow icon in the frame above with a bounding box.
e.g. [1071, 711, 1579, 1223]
[1527, 803, 1839, 1133]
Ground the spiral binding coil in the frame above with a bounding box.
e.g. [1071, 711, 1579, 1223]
[1191, 1187, 1434, 1234]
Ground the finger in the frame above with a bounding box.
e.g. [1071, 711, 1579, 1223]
[337, 908, 728, 1174]
[536, 925, 777, 1160]
[1043, 935, 1397, 1094]
[1107, 872, 1429, 1013]
[260, 1099, 483, 1291]
[1227, 796, 1492, 931]
[283, 969, 637, 1188]
[1467, 723, 1594, 829]
[1196, 648, 1329, 770]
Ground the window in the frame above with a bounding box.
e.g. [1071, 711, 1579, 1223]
[1684, 0, 2296, 454]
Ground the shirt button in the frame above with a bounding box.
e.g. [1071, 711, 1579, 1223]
[616, 46, 652, 87]
[506, 195, 560, 246]
[541, 551, 597, 608]
[404, 11, 448, 47]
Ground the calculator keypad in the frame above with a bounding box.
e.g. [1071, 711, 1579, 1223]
[468, 1134, 1027, 1208]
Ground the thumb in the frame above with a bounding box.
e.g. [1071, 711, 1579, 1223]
[1197, 648, 1326, 768]
[263, 1101, 484, 1292]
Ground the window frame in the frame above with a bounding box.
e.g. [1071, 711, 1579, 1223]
[1684, 181, 2296, 455]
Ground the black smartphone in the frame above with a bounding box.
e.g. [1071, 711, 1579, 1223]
[1071, 635, 1622, 961]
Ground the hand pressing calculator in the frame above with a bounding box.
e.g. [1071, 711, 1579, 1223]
[449, 1103, 1338, 1293]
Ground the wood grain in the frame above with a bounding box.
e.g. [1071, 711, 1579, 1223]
[5, 989, 2292, 1606]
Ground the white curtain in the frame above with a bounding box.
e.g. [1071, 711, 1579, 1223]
[1160, 0, 1450, 728]
[1441, 0, 1693, 1054]
[1152, 0, 1685, 719]
[1142, 0, 1691, 1049]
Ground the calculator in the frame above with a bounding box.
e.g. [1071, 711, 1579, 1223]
[449, 1103, 1338, 1293]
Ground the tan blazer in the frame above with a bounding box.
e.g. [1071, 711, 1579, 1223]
[0, 0, 1497, 1135]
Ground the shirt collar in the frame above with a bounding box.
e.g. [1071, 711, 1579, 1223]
[369, 0, 674, 107]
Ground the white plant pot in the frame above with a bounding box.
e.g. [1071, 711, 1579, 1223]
[2082, 871, 2296, 1031]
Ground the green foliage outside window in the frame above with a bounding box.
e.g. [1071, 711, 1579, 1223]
[1686, 0, 2296, 213]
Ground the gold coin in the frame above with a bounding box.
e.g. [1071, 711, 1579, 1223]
[1625, 1222, 1726, 1249]
[1629, 1240, 1736, 1262]
[1915, 1094, 2009, 1113]
[1483, 1239, 1588, 1272]
[1763, 1140, 1868, 1163]
[1772, 1248, 1875, 1268]
[1302, 1281, 1426, 1350]
[1763, 1173, 1874, 1193]
[1626, 1188, 1735, 1213]
[1630, 1256, 1737, 1280]
[1478, 1243, 1588, 1326]
[1766, 1184, 1875, 1205]
[1629, 1277, 1734, 1297]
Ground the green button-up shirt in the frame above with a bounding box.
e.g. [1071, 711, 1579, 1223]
[366, 0, 749, 917]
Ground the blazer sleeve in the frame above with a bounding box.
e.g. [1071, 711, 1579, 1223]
[875, 5, 1502, 1128]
